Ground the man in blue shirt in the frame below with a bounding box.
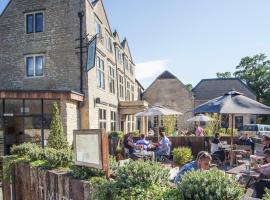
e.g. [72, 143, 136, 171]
[174, 151, 212, 184]
[136, 134, 150, 150]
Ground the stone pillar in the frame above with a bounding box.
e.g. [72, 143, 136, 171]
[124, 115, 128, 134]
[60, 100, 79, 145]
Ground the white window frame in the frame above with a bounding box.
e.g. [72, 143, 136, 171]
[127, 115, 135, 132]
[126, 80, 131, 101]
[131, 84, 134, 101]
[106, 34, 113, 53]
[96, 56, 105, 90]
[109, 66, 115, 94]
[25, 11, 44, 34]
[110, 111, 117, 131]
[124, 57, 129, 71]
[25, 54, 44, 78]
[99, 108, 106, 130]
[119, 75, 124, 99]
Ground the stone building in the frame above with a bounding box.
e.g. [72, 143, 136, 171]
[142, 71, 194, 131]
[0, 0, 146, 154]
[192, 78, 257, 130]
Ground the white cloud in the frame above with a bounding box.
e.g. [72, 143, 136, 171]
[135, 60, 170, 80]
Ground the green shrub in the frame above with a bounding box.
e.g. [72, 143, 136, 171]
[263, 188, 270, 200]
[70, 165, 104, 180]
[178, 168, 244, 200]
[163, 115, 177, 136]
[3, 155, 30, 183]
[172, 147, 193, 165]
[91, 160, 171, 200]
[109, 155, 118, 174]
[109, 131, 124, 139]
[47, 102, 69, 150]
[11, 143, 39, 157]
[115, 160, 170, 188]
[131, 129, 140, 137]
[43, 147, 73, 168]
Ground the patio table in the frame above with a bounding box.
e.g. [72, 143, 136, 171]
[226, 164, 261, 188]
[133, 151, 154, 160]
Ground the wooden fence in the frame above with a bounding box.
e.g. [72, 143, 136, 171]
[3, 163, 91, 200]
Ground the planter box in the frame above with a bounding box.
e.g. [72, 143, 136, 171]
[3, 163, 91, 200]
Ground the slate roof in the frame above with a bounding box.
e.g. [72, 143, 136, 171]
[192, 78, 256, 100]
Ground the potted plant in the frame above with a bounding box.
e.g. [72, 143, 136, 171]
[172, 147, 193, 167]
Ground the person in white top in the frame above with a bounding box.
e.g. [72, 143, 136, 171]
[211, 133, 225, 162]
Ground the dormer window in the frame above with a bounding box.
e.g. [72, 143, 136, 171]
[26, 12, 43, 33]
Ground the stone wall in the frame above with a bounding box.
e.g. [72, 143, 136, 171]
[0, 0, 85, 91]
[60, 100, 79, 145]
[3, 163, 91, 200]
[143, 76, 194, 130]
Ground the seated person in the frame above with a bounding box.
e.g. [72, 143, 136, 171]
[123, 133, 135, 156]
[211, 133, 225, 162]
[135, 134, 150, 150]
[238, 132, 254, 153]
[174, 151, 212, 184]
[255, 148, 270, 198]
[262, 135, 270, 151]
[154, 131, 171, 161]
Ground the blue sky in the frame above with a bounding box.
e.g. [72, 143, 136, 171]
[1, 0, 270, 88]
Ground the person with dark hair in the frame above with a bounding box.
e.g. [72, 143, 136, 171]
[136, 134, 150, 150]
[262, 135, 270, 151]
[254, 149, 270, 198]
[238, 132, 255, 153]
[154, 130, 171, 161]
[123, 133, 135, 155]
[174, 151, 212, 184]
[211, 133, 225, 162]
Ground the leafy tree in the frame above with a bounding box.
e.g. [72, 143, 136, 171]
[216, 72, 232, 78]
[47, 103, 69, 150]
[234, 53, 270, 104]
[185, 84, 193, 92]
[162, 115, 176, 136]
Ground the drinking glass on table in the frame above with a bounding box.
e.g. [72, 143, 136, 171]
[245, 160, 251, 172]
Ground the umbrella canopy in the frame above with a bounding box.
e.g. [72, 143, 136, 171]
[135, 105, 183, 117]
[187, 114, 214, 122]
[193, 90, 270, 115]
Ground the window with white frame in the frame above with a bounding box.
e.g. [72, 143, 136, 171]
[131, 84, 134, 101]
[95, 19, 102, 38]
[26, 12, 43, 34]
[109, 66, 115, 94]
[124, 57, 129, 71]
[119, 75, 124, 99]
[117, 48, 122, 63]
[130, 64, 134, 75]
[96, 56, 105, 89]
[106, 34, 113, 53]
[126, 80, 131, 101]
[99, 108, 106, 130]
[25, 55, 44, 77]
[127, 115, 134, 132]
[111, 111, 117, 131]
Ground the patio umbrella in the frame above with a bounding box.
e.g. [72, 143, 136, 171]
[135, 105, 183, 117]
[192, 89, 270, 165]
[187, 114, 214, 122]
[135, 105, 183, 136]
